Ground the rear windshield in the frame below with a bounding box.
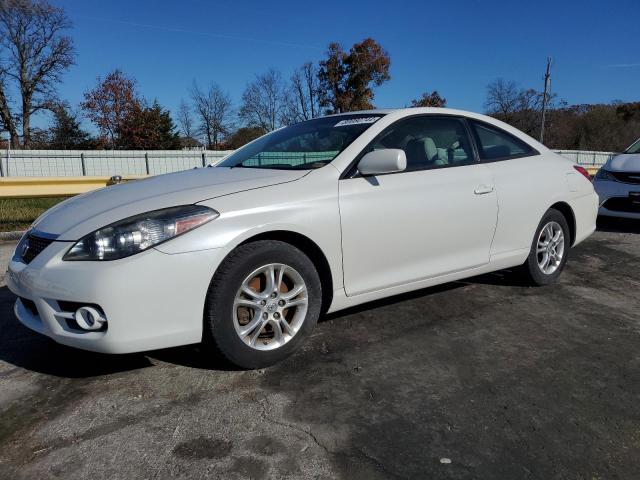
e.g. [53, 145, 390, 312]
[218, 114, 384, 170]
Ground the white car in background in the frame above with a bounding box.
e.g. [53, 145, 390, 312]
[6, 108, 598, 368]
[593, 138, 640, 219]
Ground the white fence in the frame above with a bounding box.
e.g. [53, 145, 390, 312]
[553, 150, 616, 167]
[0, 148, 616, 177]
[0, 150, 233, 177]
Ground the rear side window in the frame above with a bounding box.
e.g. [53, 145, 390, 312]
[471, 121, 535, 161]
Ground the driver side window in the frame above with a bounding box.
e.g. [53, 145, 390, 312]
[370, 116, 475, 172]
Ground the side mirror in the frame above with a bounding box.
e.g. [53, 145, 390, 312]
[357, 149, 407, 176]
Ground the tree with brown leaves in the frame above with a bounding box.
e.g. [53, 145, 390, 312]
[411, 91, 447, 108]
[116, 100, 181, 150]
[318, 38, 390, 114]
[81, 69, 142, 147]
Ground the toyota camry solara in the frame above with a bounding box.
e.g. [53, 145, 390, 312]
[6, 108, 598, 368]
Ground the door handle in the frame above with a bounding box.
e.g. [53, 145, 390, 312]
[474, 185, 494, 195]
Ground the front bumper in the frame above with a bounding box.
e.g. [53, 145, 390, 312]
[6, 240, 224, 353]
[593, 179, 640, 219]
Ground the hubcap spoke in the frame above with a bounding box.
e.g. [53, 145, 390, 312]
[239, 313, 263, 336]
[276, 265, 287, 292]
[282, 284, 306, 300]
[264, 265, 276, 294]
[286, 298, 307, 308]
[271, 319, 284, 343]
[241, 283, 266, 301]
[279, 318, 294, 336]
[249, 323, 264, 346]
[235, 298, 261, 309]
[541, 252, 550, 269]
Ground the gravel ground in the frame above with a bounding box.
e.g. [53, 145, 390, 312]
[0, 218, 639, 479]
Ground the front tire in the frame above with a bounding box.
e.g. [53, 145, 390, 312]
[203, 240, 321, 369]
[520, 209, 570, 286]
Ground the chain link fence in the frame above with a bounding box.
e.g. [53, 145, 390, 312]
[0, 148, 618, 178]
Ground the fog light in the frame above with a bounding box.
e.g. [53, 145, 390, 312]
[74, 306, 107, 331]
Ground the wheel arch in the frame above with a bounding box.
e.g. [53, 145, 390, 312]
[233, 230, 334, 314]
[550, 201, 576, 246]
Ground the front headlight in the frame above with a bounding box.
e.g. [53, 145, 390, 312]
[594, 168, 617, 182]
[63, 205, 218, 261]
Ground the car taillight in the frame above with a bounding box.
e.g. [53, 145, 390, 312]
[573, 165, 591, 181]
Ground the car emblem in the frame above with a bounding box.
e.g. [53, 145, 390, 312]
[21, 238, 30, 258]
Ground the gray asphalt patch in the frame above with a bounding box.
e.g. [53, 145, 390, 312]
[0, 218, 639, 479]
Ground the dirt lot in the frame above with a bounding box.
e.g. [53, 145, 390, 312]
[0, 219, 639, 480]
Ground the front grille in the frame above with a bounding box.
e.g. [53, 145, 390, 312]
[21, 235, 54, 264]
[18, 297, 39, 316]
[603, 197, 640, 213]
[610, 171, 640, 184]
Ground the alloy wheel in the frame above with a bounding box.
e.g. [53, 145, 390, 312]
[536, 221, 565, 275]
[233, 263, 308, 351]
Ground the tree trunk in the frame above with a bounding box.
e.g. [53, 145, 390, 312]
[0, 88, 19, 147]
[21, 95, 31, 148]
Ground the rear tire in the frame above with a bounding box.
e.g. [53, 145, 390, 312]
[520, 209, 570, 286]
[203, 240, 321, 369]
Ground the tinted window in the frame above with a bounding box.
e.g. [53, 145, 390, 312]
[625, 138, 640, 154]
[472, 121, 534, 160]
[218, 114, 384, 170]
[365, 116, 475, 172]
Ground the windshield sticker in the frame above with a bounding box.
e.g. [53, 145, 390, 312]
[334, 117, 379, 127]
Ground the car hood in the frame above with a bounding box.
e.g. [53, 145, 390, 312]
[33, 167, 308, 241]
[607, 153, 640, 172]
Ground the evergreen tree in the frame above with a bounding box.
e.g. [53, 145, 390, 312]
[117, 100, 181, 149]
[48, 105, 93, 149]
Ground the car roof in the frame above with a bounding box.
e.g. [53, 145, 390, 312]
[327, 107, 548, 153]
[331, 107, 493, 117]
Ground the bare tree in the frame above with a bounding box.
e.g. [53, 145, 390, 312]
[239, 69, 286, 132]
[190, 81, 233, 149]
[485, 79, 550, 136]
[282, 62, 321, 125]
[484, 79, 521, 124]
[176, 99, 195, 139]
[0, 0, 75, 147]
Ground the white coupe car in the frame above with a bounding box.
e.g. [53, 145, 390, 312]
[593, 137, 640, 219]
[7, 108, 598, 368]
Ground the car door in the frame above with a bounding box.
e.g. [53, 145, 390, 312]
[467, 119, 546, 256]
[339, 115, 498, 296]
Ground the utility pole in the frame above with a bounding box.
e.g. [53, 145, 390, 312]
[540, 57, 552, 144]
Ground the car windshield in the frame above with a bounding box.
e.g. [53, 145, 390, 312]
[625, 138, 640, 154]
[218, 114, 385, 170]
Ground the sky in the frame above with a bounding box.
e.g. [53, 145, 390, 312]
[46, 0, 640, 130]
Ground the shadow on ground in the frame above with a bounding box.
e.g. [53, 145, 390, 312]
[597, 216, 640, 234]
[0, 272, 527, 379]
